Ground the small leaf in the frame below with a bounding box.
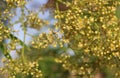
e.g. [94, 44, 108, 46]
[116, 5, 120, 19]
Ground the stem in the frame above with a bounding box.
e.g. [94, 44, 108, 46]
[21, 7, 26, 64]
[56, 1, 62, 30]
[22, 24, 26, 64]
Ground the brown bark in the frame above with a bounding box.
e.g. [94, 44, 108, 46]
[69, 72, 76, 78]
[0, 71, 8, 78]
[45, 0, 69, 11]
[94, 72, 106, 78]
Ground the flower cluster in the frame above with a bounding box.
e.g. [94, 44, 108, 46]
[0, 21, 10, 42]
[55, 54, 94, 78]
[31, 31, 65, 48]
[26, 13, 49, 29]
[5, 0, 26, 7]
[0, 59, 42, 78]
[54, 0, 120, 77]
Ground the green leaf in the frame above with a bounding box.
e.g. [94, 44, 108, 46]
[116, 5, 120, 19]
[0, 42, 12, 59]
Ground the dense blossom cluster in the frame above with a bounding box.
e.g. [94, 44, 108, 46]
[0, 59, 42, 78]
[54, 0, 120, 77]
